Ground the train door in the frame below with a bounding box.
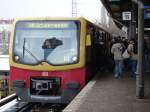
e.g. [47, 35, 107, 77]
[85, 24, 101, 81]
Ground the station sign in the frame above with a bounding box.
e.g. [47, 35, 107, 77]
[122, 12, 131, 21]
[144, 6, 150, 19]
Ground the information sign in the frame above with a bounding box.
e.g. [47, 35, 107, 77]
[122, 12, 131, 21]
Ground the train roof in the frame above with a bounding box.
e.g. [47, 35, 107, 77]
[14, 17, 88, 21]
[13, 17, 126, 37]
[13, 17, 111, 34]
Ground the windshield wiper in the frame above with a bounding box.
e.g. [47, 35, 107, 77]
[23, 38, 42, 65]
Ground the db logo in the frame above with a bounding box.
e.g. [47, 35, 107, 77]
[42, 72, 49, 76]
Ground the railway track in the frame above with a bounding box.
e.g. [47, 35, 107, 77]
[0, 99, 33, 112]
[0, 94, 66, 112]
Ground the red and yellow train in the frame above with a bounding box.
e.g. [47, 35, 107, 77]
[9, 17, 111, 104]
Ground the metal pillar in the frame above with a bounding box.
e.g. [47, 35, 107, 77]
[136, 0, 144, 99]
[129, 2, 136, 39]
[128, 19, 132, 39]
[132, 2, 137, 39]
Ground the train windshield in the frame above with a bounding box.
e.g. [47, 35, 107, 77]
[13, 20, 80, 65]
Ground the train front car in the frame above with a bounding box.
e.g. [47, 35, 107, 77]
[9, 18, 87, 104]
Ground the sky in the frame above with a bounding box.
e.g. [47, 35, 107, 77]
[0, 0, 102, 21]
[0, 0, 125, 36]
[0, 0, 71, 18]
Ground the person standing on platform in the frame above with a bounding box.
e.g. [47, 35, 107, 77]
[127, 39, 138, 78]
[111, 37, 124, 78]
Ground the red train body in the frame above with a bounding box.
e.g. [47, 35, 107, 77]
[9, 17, 111, 104]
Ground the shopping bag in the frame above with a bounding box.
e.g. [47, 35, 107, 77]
[122, 50, 130, 59]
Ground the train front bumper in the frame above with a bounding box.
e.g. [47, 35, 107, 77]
[13, 80, 80, 104]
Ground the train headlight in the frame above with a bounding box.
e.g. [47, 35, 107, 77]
[72, 56, 77, 62]
[14, 55, 20, 62]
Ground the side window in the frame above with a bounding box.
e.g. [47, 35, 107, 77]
[94, 30, 100, 44]
[87, 26, 95, 45]
[89, 28, 99, 45]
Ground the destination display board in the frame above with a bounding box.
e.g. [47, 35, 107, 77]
[16, 21, 78, 30]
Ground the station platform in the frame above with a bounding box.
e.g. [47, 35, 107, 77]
[64, 72, 150, 112]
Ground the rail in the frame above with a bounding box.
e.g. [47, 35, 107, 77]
[0, 93, 17, 106]
[0, 94, 66, 112]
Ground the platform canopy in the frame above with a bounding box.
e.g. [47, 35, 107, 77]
[101, 0, 150, 30]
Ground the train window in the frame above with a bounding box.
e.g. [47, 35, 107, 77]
[13, 20, 80, 65]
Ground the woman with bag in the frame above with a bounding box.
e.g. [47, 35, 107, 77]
[122, 49, 130, 59]
[127, 39, 138, 78]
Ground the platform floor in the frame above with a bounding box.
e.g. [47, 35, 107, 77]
[64, 72, 150, 112]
